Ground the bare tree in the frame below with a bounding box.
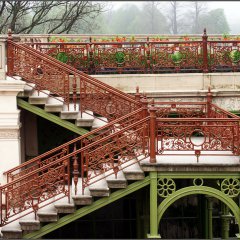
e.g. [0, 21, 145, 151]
[170, 1, 178, 34]
[0, 1, 106, 34]
[190, 2, 207, 33]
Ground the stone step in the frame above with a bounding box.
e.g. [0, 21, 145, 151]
[44, 96, 64, 112]
[18, 212, 40, 233]
[92, 117, 108, 130]
[28, 90, 50, 105]
[18, 83, 36, 97]
[19, 220, 40, 232]
[105, 165, 127, 189]
[75, 111, 94, 127]
[54, 196, 76, 214]
[71, 178, 93, 205]
[121, 158, 145, 180]
[1, 221, 22, 239]
[89, 172, 110, 197]
[60, 103, 79, 119]
[37, 204, 58, 222]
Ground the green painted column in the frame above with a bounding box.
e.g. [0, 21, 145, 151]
[147, 172, 160, 238]
[204, 196, 209, 239]
[207, 196, 213, 239]
[221, 204, 231, 239]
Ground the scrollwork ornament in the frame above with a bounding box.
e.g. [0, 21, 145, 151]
[157, 178, 176, 198]
[221, 178, 240, 197]
[193, 178, 204, 186]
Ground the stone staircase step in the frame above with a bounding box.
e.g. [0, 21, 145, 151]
[37, 204, 58, 222]
[92, 117, 108, 130]
[60, 103, 79, 119]
[1, 221, 22, 239]
[19, 219, 40, 232]
[75, 111, 94, 127]
[121, 159, 145, 180]
[89, 172, 110, 197]
[105, 166, 127, 189]
[44, 96, 64, 112]
[18, 212, 40, 233]
[71, 178, 93, 205]
[18, 83, 36, 97]
[28, 90, 50, 105]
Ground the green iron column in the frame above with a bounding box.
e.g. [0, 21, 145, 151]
[221, 204, 231, 239]
[207, 196, 213, 239]
[204, 196, 209, 239]
[147, 172, 160, 238]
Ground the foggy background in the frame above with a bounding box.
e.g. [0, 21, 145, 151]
[0, 1, 239, 34]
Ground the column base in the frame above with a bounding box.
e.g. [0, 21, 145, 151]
[147, 233, 161, 238]
[236, 233, 240, 239]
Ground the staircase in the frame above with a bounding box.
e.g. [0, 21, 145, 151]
[17, 80, 108, 131]
[0, 39, 149, 238]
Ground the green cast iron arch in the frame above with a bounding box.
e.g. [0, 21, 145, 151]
[157, 186, 240, 232]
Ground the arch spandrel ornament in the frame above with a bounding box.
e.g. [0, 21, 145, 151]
[157, 186, 240, 235]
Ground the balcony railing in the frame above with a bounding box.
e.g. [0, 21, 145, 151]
[17, 29, 240, 74]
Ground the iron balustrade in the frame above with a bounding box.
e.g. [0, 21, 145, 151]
[20, 29, 240, 74]
[2, 34, 240, 227]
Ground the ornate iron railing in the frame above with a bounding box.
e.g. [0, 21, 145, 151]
[7, 39, 140, 121]
[4, 108, 144, 182]
[0, 156, 71, 226]
[156, 118, 240, 160]
[21, 29, 240, 74]
[2, 35, 240, 227]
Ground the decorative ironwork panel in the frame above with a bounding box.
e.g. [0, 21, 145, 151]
[154, 102, 207, 118]
[34, 43, 89, 72]
[81, 118, 150, 194]
[156, 120, 238, 155]
[93, 43, 146, 74]
[151, 42, 203, 72]
[13, 45, 70, 105]
[0, 158, 70, 226]
[80, 77, 140, 121]
[209, 41, 240, 72]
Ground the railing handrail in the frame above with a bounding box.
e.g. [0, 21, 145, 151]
[22, 40, 203, 45]
[4, 107, 144, 176]
[210, 103, 240, 119]
[8, 40, 138, 104]
[156, 118, 240, 122]
[1, 115, 149, 190]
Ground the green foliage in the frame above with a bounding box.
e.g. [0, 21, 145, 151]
[56, 52, 68, 63]
[171, 52, 183, 64]
[115, 52, 125, 64]
[230, 50, 240, 63]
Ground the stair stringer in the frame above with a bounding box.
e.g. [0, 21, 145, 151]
[18, 98, 89, 136]
[23, 176, 150, 239]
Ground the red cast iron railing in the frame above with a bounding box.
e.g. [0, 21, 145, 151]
[7, 38, 140, 121]
[0, 156, 71, 226]
[0, 109, 148, 226]
[22, 29, 240, 74]
[2, 36, 240, 227]
[156, 118, 240, 160]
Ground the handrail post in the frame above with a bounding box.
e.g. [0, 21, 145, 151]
[146, 36, 151, 73]
[202, 28, 209, 73]
[135, 86, 141, 102]
[7, 29, 14, 76]
[140, 95, 149, 155]
[149, 99, 157, 163]
[207, 86, 212, 118]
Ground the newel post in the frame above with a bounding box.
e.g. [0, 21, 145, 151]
[7, 29, 14, 77]
[207, 86, 212, 118]
[135, 86, 141, 102]
[202, 28, 209, 73]
[149, 99, 157, 164]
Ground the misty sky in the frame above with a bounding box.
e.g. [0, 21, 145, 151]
[110, 1, 240, 34]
